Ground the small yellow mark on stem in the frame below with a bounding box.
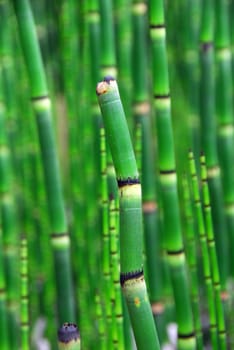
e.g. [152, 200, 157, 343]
[134, 297, 141, 307]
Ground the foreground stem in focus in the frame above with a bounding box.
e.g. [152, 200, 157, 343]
[96, 77, 160, 350]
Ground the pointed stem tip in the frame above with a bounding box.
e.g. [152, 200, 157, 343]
[96, 76, 117, 95]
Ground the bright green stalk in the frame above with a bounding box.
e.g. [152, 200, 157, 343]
[12, 0, 75, 324]
[0, 70, 19, 349]
[188, 151, 218, 350]
[181, 174, 203, 350]
[214, 0, 234, 277]
[20, 235, 29, 350]
[200, 0, 228, 290]
[58, 323, 80, 350]
[109, 198, 125, 349]
[132, 0, 165, 342]
[87, 0, 102, 189]
[97, 77, 160, 350]
[99, 0, 117, 78]
[114, 0, 132, 129]
[58, 0, 80, 197]
[100, 126, 113, 349]
[183, 0, 201, 160]
[99, 0, 118, 198]
[0, 79, 9, 350]
[95, 293, 107, 350]
[149, 2, 196, 349]
[0, 226, 8, 350]
[200, 154, 227, 349]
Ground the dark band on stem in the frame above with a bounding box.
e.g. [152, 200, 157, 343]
[20, 273, 28, 278]
[178, 331, 195, 339]
[167, 248, 184, 256]
[120, 269, 143, 286]
[117, 177, 140, 187]
[149, 24, 165, 29]
[154, 94, 170, 99]
[31, 95, 49, 101]
[51, 232, 69, 238]
[159, 169, 175, 175]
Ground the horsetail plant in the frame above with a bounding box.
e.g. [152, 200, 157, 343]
[20, 235, 29, 350]
[0, 67, 19, 349]
[132, 0, 165, 342]
[99, 0, 118, 199]
[214, 0, 234, 277]
[109, 197, 124, 348]
[100, 125, 113, 349]
[200, 153, 227, 349]
[0, 73, 10, 350]
[96, 76, 160, 350]
[200, 0, 229, 291]
[181, 174, 203, 350]
[188, 150, 218, 349]
[12, 0, 75, 324]
[149, 2, 196, 349]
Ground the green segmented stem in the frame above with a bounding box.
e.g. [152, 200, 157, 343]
[149, 2, 196, 348]
[97, 78, 160, 350]
[214, 0, 234, 277]
[132, 0, 164, 339]
[95, 294, 107, 350]
[20, 235, 29, 350]
[200, 154, 227, 349]
[183, 0, 201, 159]
[99, 0, 117, 78]
[12, 0, 75, 323]
[58, 323, 80, 350]
[0, 90, 9, 350]
[98, 126, 109, 348]
[200, 0, 228, 290]
[188, 151, 218, 349]
[182, 174, 203, 350]
[109, 198, 125, 349]
[108, 198, 119, 348]
[0, 240, 8, 350]
[115, 0, 132, 128]
[100, 126, 113, 348]
[99, 0, 118, 199]
[0, 68, 19, 348]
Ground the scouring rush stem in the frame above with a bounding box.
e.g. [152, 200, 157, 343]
[96, 77, 160, 350]
[214, 0, 234, 277]
[0, 66, 19, 348]
[181, 174, 203, 350]
[100, 126, 113, 349]
[58, 323, 80, 350]
[188, 151, 218, 350]
[200, 0, 229, 292]
[149, 1, 196, 348]
[20, 235, 29, 350]
[12, 0, 75, 324]
[200, 154, 227, 349]
[99, 0, 118, 198]
[132, 1, 165, 342]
